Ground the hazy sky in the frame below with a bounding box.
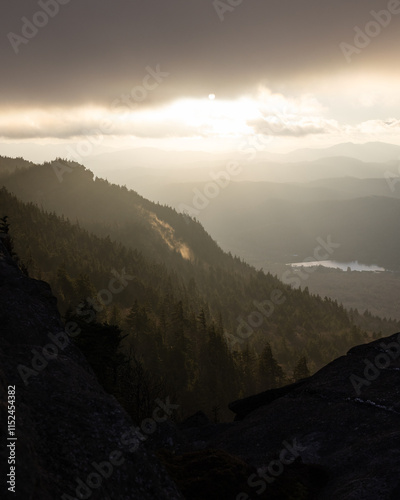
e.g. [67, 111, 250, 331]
[1, 0, 400, 157]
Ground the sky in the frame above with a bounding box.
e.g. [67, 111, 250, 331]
[1, 0, 400, 161]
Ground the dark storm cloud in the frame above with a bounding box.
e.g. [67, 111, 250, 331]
[1, 0, 398, 108]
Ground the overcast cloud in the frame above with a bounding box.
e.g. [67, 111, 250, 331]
[1, 0, 400, 152]
[1, 0, 398, 108]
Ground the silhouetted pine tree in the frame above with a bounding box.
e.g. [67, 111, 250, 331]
[293, 356, 311, 381]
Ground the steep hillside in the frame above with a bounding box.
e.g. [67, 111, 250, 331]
[1, 159, 229, 269]
[5, 158, 400, 272]
[0, 156, 34, 178]
[2, 186, 374, 417]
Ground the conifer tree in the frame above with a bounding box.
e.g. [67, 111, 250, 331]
[293, 356, 311, 381]
[258, 342, 285, 389]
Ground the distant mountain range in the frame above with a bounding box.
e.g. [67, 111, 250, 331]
[78, 142, 400, 201]
[278, 141, 400, 163]
[3, 139, 398, 170]
[155, 176, 400, 270]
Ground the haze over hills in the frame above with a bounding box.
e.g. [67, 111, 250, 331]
[144, 168, 400, 322]
[3, 145, 400, 325]
[279, 141, 400, 163]
[1, 141, 399, 188]
[1, 141, 399, 210]
[66, 142, 399, 202]
[38, 141, 399, 326]
[84, 141, 400, 177]
[90, 157, 396, 201]
[153, 179, 400, 268]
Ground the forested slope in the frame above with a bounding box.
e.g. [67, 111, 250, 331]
[1, 158, 393, 417]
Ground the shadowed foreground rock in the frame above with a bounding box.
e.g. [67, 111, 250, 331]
[229, 379, 309, 421]
[212, 332, 400, 499]
[0, 241, 183, 499]
[158, 447, 328, 500]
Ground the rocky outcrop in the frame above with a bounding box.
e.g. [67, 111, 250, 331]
[212, 332, 400, 499]
[0, 241, 183, 500]
[229, 379, 309, 420]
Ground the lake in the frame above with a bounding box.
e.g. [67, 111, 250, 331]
[290, 260, 386, 272]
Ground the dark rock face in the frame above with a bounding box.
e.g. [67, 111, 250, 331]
[229, 379, 309, 421]
[212, 333, 400, 499]
[159, 447, 328, 500]
[0, 242, 183, 500]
